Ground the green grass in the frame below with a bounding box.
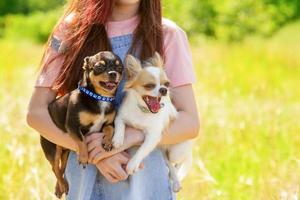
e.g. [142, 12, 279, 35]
[1, 21, 300, 200]
[0, 40, 56, 199]
[178, 21, 300, 200]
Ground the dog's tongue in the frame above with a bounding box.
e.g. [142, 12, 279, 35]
[106, 82, 116, 89]
[148, 96, 160, 113]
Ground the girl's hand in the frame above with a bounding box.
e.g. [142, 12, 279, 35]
[96, 151, 144, 183]
[86, 127, 145, 164]
[86, 132, 105, 164]
[95, 151, 130, 183]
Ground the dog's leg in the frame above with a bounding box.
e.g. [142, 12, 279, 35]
[66, 107, 89, 168]
[167, 162, 182, 192]
[168, 141, 193, 181]
[74, 138, 89, 168]
[60, 150, 70, 175]
[162, 151, 182, 192]
[112, 116, 125, 149]
[66, 126, 88, 168]
[52, 146, 66, 198]
[102, 124, 114, 151]
[66, 123, 88, 167]
[59, 150, 70, 196]
[126, 129, 161, 175]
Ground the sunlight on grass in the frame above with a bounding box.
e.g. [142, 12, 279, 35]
[178, 21, 300, 200]
[1, 21, 300, 200]
[0, 40, 56, 200]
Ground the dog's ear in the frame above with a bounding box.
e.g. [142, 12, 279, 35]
[124, 55, 142, 89]
[125, 54, 142, 81]
[81, 56, 90, 86]
[143, 52, 164, 68]
[83, 57, 90, 71]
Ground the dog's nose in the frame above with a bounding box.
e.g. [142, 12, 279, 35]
[159, 87, 168, 96]
[108, 71, 117, 81]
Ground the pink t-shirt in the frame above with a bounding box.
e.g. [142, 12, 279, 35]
[35, 15, 196, 88]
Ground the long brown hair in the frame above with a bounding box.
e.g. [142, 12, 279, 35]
[41, 0, 163, 95]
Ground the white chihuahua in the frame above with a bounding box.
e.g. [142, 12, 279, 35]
[112, 52, 192, 192]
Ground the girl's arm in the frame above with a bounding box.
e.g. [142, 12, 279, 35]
[160, 84, 200, 145]
[26, 87, 78, 151]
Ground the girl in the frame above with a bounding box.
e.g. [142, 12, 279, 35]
[27, 0, 200, 199]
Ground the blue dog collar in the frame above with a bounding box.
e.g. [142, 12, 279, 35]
[78, 85, 115, 103]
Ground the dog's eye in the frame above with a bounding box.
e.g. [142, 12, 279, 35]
[143, 83, 156, 90]
[94, 63, 103, 68]
[94, 63, 104, 69]
[164, 81, 170, 87]
[93, 64, 105, 74]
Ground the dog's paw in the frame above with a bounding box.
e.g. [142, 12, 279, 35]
[112, 134, 124, 149]
[78, 151, 88, 168]
[55, 182, 63, 199]
[55, 179, 69, 198]
[102, 140, 113, 152]
[62, 179, 69, 195]
[102, 131, 114, 151]
[126, 158, 140, 175]
[172, 181, 182, 193]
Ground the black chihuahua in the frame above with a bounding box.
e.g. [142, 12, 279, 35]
[40, 51, 123, 198]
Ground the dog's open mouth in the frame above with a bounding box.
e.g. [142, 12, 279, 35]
[142, 95, 161, 113]
[99, 81, 118, 90]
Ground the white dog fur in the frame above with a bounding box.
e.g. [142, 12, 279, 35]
[112, 52, 192, 192]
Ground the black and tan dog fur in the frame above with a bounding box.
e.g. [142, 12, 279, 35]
[40, 51, 123, 198]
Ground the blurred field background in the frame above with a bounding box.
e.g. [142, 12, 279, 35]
[0, 0, 300, 199]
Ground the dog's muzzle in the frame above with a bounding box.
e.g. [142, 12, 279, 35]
[108, 71, 117, 81]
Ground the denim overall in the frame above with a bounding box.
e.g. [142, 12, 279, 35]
[65, 34, 175, 200]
